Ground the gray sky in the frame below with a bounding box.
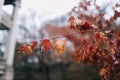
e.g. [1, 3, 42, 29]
[20, 0, 78, 20]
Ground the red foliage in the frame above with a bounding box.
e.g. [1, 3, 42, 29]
[115, 3, 120, 7]
[41, 39, 52, 53]
[68, 16, 98, 32]
[68, 16, 77, 30]
[54, 39, 66, 55]
[18, 0, 120, 80]
[94, 32, 106, 42]
[67, 0, 120, 79]
[18, 44, 32, 55]
[114, 10, 120, 19]
[114, 38, 120, 50]
[30, 40, 38, 50]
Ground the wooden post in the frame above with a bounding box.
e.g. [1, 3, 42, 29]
[3, 0, 20, 80]
[4, 0, 20, 66]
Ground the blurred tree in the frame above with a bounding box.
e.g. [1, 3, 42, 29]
[44, 0, 120, 80]
[16, 0, 120, 80]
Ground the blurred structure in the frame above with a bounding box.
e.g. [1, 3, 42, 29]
[0, 0, 20, 80]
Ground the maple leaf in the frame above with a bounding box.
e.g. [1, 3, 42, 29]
[30, 40, 38, 50]
[84, 22, 91, 28]
[86, 43, 98, 55]
[117, 32, 120, 37]
[114, 38, 120, 50]
[18, 44, 32, 55]
[41, 39, 52, 53]
[25, 46, 33, 55]
[18, 44, 26, 53]
[94, 32, 105, 42]
[115, 3, 120, 7]
[68, 16, 98, 32]
[54, 39, 66, 56]
[79, 2, 87, 10]
[95, 5, 100, 9]
[73, 49, 81, 62]
[68, 16, 76, 29]
[81, 21, 98, 31]
[115, 10, 120, 17]
[74, 49, 87, 62]
[80, 21, 92, 30]
[99, 68, 111, 80]
[85, 1, 91, 5]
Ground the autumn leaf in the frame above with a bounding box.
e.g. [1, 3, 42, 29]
[30, 40, 38, 50]
[95, 5, 100, 9]
[68, 16, 98, 32]
[116, 32, 120, 38]
[73, 49, 81, 62]
[99, 68, 110, 80]
[41, 39, 52, 53]
[99, 68, 107, 78]
[114, 38, 120, 50]
[94, 32, 105, 42]
[54, 39, 66, 56]
[18, 44, 32, 55]
[25, 46, 33, 55]
[85, 1, 91, 5]
[83, 22, 91, 28]
[114, 10, 120, 18]
[74, 49, 86, 62]
[18, 44, 26, 53]
[68, 16, 76, 29]
[80, 21, 92, 30]
[115, 3, 120, 7]
[86, 43, 98, 55]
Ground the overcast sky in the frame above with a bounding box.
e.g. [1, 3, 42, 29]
[20, 0, 78, 19]
[2, 0, 120, 23]
[21, 0, 77, 13]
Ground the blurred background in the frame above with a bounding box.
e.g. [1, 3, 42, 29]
[0, 0, 120, 80]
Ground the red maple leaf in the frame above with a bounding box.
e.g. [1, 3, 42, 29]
[18, 44, 32, 55]
[68, 16, 76, 29]
[30, 40, 38, 50]
[41, 39, 52, 53]
[114, 38, 120, 50]
[54, 39, 66, 56]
